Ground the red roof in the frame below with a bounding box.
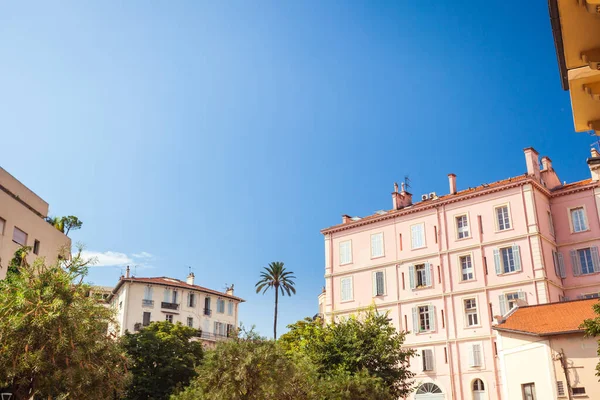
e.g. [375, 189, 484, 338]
[493, 299, 598, 336]
[110, 276, 245, 302]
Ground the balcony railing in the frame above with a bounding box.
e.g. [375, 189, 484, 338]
[161, 302, 179, 310]
[199, 331, 230, 341]
[142, 299, 154, 308]
[203, 308, 212, 316]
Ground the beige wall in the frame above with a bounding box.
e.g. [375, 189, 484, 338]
[112, 281, 241, 344]
[0, 170, 71, 278]
[497, 331, 599, 399]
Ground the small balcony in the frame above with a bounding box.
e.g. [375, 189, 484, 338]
[161, 302, 179, 310]
[200, 331, 230, 341]
[142, 299, 154, 308]
[203, 308, 212, 316]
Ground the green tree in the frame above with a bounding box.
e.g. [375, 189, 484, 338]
[255, 262, 296, 339]
[581, 301, 600, 377]
[0, 247, 129, 399]
[280, 309, 416, 398]
[46, 215, 83, 236]
[121, 321, 204, 400]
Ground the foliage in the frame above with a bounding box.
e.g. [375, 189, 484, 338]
[280, 309, 416, 398]
[0, 247, 129, 399]
[121, 321, 204, 400]
[581, 301, 600, 377]
[255, 261, 296, 339]
[46, 215, 83, 236]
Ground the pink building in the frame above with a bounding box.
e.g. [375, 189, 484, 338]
[320, 147, 600, 400]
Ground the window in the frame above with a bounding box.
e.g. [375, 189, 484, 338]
[187, 317, 194, 328]
[371, 233, 384, 258]
[460, 255, 474, 281]
[548, 211, 555, 237]
[228, 301, 234, 316]
[581, 293, 599, 299]
[341, 277, 353, 302]
[553, 251, 566, 278]
[204, 297, 212, 315]
[493, 245, 522, 274]
[416, 383, 442, 394]
[495, 205, 511, 231]
[144, 286, 153, 300]
[572, 247, 600, 275]
[412, 305, 435, 333]
[33, 239, 40, 255]
[522, 383, 536, 400]
[556, 381, 565, 396]
[464, 298, 479, 327]
[372, 271, 385, 296]
[408, 263, 432, 289]
[422, 349, 434, 371]
[164, 289, 178, 303]
[12, 227, 27, 246]
[411, 223, 425, 249]
[570, 207, 588, 233]
[214, 321, 226, 336]
[499, 291, 526, 315]
[469, 343, 483, 367]
[143, 311, 151, 326]
[456, 215, 470, 239]
[473, 379, 485, 392]
[188, 292, 196, 307]
[572, 387, 586, 395]
[217, 299, 225, 313]
[0, 217, 4, 235]
[339, 240, 352, 265]
[165, 314, 173, 323]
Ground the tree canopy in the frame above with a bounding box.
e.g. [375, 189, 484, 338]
[255, 261, 296, 339]
[121, 321, 204, 400]
[0, 247, 129, 399]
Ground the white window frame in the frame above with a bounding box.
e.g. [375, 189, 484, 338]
[506, 292, 520, 311]
[421, 348, 434, 371]
[464, 297, 479, 327]
[568, 206, 589, 233]
[372, 270, 386, 297]
[339, 240, 353, 265]
[469, 342, 483, 368]
[370, 232, 384, 258]
[494, 204, 512, 232]
[228, 300, 234, 316]
[414, 304, 435, 333]
[165, 314, 174, 323]
[455, 214, 470, 240]
[187, 317, 194, 327]
[340, 276, 353, 302]
[459, 253, 474, 281]
[410, 223, 426, 249]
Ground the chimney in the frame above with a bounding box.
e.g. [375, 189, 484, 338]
[523, 147, 541, 181]
[342, 214, 351, 224]
[587, 147, 600, 182]
[226, 284, 234, 296]
[392, 182, 402, 210]
[187, 272, 195, 285]
[393, 182, 412, 209]
[448, 173, 457, 195]
[541, 156, 552, 171]
[125, 265, 130, 278]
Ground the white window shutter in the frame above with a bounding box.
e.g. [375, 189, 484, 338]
[376, 271, 384, 295]
[428, 305, 436, 331]
[570, 250, 581, 276]
[512, 245, 522, 272]
[499, 294, 507, 316]
[557, 253, 566, 278]
[408, 265, 415, 289]
[411, 226, 417, 248]
[425, 263, 432, 287]
[518, 291, 527, 303]
[493, 249, 502, 275]
[372, 272, 377, 296]
[412, 307, 418, 332]
[164, 289, 170, 302]
[472, 344, 482, 367]
[468, 345, 475, 367]
[592, 247, 600, 273]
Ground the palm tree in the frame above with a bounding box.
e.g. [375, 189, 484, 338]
[255, 262, 296, 339]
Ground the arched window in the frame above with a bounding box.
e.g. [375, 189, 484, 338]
[416, 383, 443, 394]
[473, 379, 485, 391]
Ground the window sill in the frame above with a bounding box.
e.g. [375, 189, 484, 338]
[498, 270, 522, 277]
[458, 278, 476, 284]
[412, 285, 433, 290]
[372, 294, 387, 298]
[495, 227, 514, 233]
[575, 271, 600, 277]
[411, 245, 426, 250]
[466, 324, 482, 329]
[571, 229, 591, 234]
[370, 255, 385, 260]
[340, 299, 354, 304]
[455, 236, 471, 242]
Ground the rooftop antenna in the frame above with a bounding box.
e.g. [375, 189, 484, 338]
[404, 175, 411, 191]
[133, 265, 138, 276]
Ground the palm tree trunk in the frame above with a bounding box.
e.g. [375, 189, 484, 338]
[274, 285, 279, 340]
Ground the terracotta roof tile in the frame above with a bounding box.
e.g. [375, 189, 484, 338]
[552, 178, 593, 191]
[493, 299, 598, 336]
[110, 276, 245, 302]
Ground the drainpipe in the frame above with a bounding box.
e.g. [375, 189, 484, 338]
[558, 349, 573, 400]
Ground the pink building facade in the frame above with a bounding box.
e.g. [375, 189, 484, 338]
[320, 147, 600, 400]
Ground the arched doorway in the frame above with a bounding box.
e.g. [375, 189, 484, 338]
[415, 382, 444, 400]
[472, 379, 486, 400]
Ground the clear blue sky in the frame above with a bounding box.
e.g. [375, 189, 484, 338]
[0, 1, 594, 336]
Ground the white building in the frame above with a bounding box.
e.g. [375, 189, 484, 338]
[109, 269, 244, 345]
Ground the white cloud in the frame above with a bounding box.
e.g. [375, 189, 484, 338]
[82, 250, 133, 267]
[132, 251, 154, 259]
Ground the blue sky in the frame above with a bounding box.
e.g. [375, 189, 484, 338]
[0, 1, 594, 336]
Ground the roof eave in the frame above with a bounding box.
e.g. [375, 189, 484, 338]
[548, 0, 569, 91]
[493, 326, 585, 336]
